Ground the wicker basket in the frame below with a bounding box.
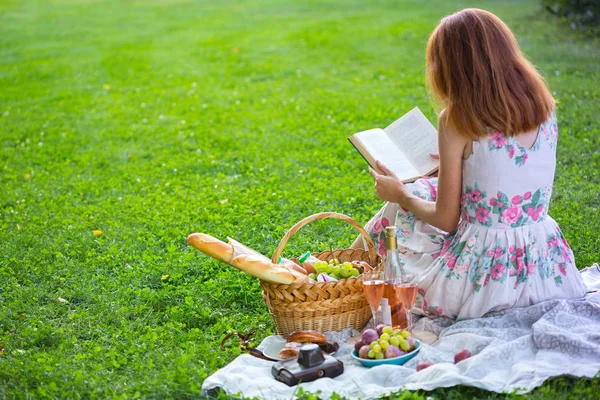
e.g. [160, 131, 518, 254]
[260, 212, 381, 336]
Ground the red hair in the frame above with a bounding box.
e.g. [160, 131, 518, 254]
[426, 8, 555, 139]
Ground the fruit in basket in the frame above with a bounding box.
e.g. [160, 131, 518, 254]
[454, 349, 472, 363]
[312, 259, 361, 281]
[317, 273, 338, 282]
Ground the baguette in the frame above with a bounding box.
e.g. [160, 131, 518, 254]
[230, 254, 309, 284]
[228, 237, 306, 283]
[287, 330, 327, 344]
[228, 237, 308, 275]
[278, 258, 308, 275]
[227, 237, 270, 260]
[187, 233, 233, 263]
[188, 233, 309, 284]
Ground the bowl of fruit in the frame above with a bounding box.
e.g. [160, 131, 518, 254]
[351, 325, 421, 368]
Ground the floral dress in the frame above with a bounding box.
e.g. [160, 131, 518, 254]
[364, 111, 587, 320]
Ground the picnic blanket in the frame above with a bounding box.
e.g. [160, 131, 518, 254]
[202, 264, 600, 399]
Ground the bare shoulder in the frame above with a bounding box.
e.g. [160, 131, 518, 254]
[437, 109, 469, 149]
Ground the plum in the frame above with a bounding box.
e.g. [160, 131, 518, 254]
[376, 324, 386, 336]
[358, 345, 371, 359]
[354, 340, 365, 353]
[384, 345, 403, 359]
[416, 361, 434, 371]
[454, 349, 472, 364]
[361, 329, 378, 344]
[406, 337, 416, 351]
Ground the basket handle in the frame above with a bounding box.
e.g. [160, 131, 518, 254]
[271, 212, 378, 265]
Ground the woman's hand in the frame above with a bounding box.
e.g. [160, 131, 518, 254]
[369, 160, 412, 205]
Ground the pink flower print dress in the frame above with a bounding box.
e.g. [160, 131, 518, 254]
[364, 111, 587, 320]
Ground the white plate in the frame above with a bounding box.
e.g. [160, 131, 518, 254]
[261, 336, 288, 361]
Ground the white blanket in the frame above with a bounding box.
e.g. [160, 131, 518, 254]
[202, 265, 600, 399]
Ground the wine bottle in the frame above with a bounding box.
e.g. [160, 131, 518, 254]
[382, 226, 408, 330]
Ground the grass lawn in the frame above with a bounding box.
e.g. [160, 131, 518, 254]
[1, 0, 599, 398]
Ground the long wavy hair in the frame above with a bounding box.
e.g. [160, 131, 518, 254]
[426, 8, 555, 139]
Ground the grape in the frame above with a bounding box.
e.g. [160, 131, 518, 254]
[400, 330, 410, 339]
[342, 262, 353, 269]
[358, 345, 370, 359]
[376, 324, 386, 336]
[354, 340, 365, 353]
[454, 349, 472, 364]
[384, 345, 403, 359]
[350, 268, 360, 277]
[416, 361, 434, 371]
[379, 340, 389, 350]
[399, 339, 410, 351]
[331, 265, 342, 276]
[372, 343, 382, 354]
[340, 268, 352, 278]
[314, 262, 328, 274]
[382, 326, 394, 335]
[362, 329, 378, 345]
[367, 350, 375, 359]
[308, 273, 317, 280]
[379, 333, 390, 342]
[375, 352, 384, 360]
[389, 336, 400, 347]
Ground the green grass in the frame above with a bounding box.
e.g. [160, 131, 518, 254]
[0, 0, 599, 398]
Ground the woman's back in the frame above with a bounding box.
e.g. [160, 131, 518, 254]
[461, 112, 558, 230]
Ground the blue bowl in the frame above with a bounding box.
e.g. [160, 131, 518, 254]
[351, 339, 421, 368]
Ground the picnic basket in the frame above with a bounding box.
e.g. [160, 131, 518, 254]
[260, 212, 381, 336]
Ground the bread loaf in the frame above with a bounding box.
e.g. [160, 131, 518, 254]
[278, 258, 308, 275]
[287, 330, 327, 344]
[188, 233, 309, 284]
[230, 254, 309, 284]
[187, 233, 233, 263]
[227, 237, 270, 260]
[278, 342, 302, 359]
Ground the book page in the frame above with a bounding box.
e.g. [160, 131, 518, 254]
[384, 107, 439, 176]
[351, 129, 420, 181]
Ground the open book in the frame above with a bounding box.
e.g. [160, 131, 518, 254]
[348, 107, 440, 183]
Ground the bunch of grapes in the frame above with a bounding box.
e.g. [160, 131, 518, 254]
[308, 259, 360, 281]
[355, 325, 417, 360]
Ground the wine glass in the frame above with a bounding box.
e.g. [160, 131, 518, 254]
[398, 274, 418, 333]
[362, 269, 384, 327]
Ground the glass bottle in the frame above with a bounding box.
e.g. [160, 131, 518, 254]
[382, 226, 407, 329]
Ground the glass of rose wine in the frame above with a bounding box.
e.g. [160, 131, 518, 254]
[362, 269, 385, 327]
[397, 274, 418, 333]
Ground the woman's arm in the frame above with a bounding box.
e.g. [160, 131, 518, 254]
[369, 112, 467, 232]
